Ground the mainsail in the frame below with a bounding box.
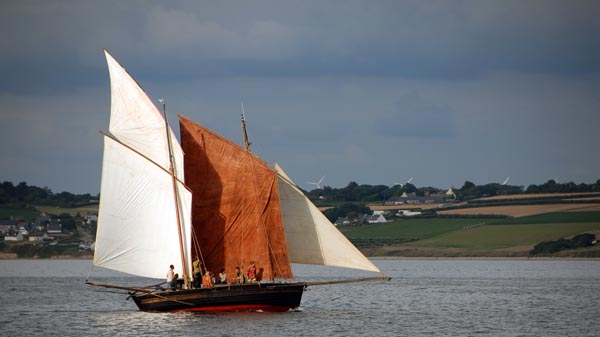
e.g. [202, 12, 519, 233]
[94, 50, 192, 279]
[275, 163, 381, 273]
[179, 115, 293, 281]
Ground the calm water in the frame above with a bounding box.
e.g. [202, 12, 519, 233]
[1, 259, 599, 337]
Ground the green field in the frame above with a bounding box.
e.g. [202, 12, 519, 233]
[488, 211, 600, 225]
[341, 212, 600, 255]
[341, 218, 489, 241]
[0, 206, 40, 221]
[0, 205, 99, 220]
[415, 222, 600, 250]
[34, 205, 98, 217]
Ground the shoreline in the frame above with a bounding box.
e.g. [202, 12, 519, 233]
[0, 254, 93, 260]
[371, 256, 600, 261]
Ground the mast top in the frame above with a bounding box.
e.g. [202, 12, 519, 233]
[241, 103, 251, 152]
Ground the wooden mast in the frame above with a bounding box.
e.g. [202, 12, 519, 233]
[241, 103, 251, 151]
[239, 105, 280, 282]
[160, 98, 190, 289]
[239, 103, 248, 282]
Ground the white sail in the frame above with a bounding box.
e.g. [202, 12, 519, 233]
[94, 51, 192, 279]
[104, 50, 185, 181]
[275, 163, 380, 273]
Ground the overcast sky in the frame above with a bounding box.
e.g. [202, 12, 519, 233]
[1, 0, 599, 195]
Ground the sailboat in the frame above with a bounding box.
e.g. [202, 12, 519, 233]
[86, 50, 389, 312]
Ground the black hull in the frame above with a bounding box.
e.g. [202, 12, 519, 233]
[131, 283, 305, 312]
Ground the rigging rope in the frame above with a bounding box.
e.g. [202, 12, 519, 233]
[85, 265, 94, 282]
[191, 226, 207, 275]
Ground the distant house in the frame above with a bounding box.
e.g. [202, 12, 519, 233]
[335, 217, 350, 226]
[335, 217, 359, 226]
[0, 225, 11, 236]
[47, 220, 62, 234]
[79, 242, 93, 250]
[0, 221, 16, 236]
[4, 230, 23, 241]
[84, 213, 98, 224]
[387, 191, 448, 206]
[367, 211, 388, 224]
[445, 187, 456, 199]
[336, 213, 382, 226]
[35, 213, 50, 227]
[29, 231, 45, 242]
[18, 226, 29, 237]
[397, 210, 422, 217]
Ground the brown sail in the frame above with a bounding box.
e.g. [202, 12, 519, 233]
[179, 114, 293, 281]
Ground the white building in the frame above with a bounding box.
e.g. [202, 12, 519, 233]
[4, 230, 23, 241]
[84, 213, 98, 224]
[446, 187, 456, 199]
[367, 211, 388, 224]
[397, 210, 422, 217]
[19, 226, 29, 236]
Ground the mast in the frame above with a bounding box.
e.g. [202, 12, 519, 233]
[241, 103, 251, 151]
[239, 105, 281, 282]
[160, 98, 190, 289]
[240, 102, 249, 277]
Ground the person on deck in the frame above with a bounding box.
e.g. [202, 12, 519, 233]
[233, 266, 244, 284]
[247, 261, 257, 282]
[192, 258, 202, 288]
[202, 271, 213, 288]
[217, 268, 227, 284]
[166, 264, 177, 290]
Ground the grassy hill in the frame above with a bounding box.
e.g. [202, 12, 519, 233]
[343, 212, 600, 257]
[0, 205, 98, 221]
[34, 205, 99, 217]
[340, 218, 488, 245]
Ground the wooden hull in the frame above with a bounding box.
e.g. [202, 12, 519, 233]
[131, 283, 305, 312]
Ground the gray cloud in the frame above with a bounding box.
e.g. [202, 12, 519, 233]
[1, 0, 599, 193]
[374, 94, 456, 139]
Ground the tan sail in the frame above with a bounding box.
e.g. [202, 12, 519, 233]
[275, 163, 381, 273]
[179, 115, 293, 280]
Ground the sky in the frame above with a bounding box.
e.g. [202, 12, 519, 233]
[1, 0, 599, 195]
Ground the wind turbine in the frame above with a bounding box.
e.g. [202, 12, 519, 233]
[502, 176, 510, 185]
[394, 177, 414, 187]
[307, 175, 326, 189]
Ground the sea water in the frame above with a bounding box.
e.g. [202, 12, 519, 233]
[1, 259, 599, 337]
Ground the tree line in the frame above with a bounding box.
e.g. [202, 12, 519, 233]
[2, 178, 599, 208]
[0, 181, 98, 208]
[458, 179, 600, 201]
[306, 179, 600, 203]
